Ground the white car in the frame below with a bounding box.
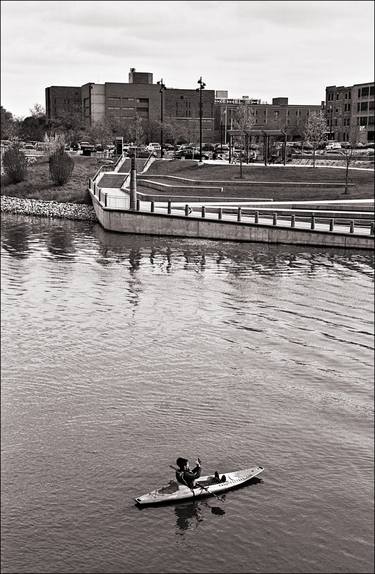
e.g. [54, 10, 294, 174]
[147, 142, 161, 152]
[326, 142, 342, 150]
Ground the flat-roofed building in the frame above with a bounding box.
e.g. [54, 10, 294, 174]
[46, 69, 216, 143]
[325, 82, 374, 143]
[45, 86, 82, 121]
[214, 96, 322, 143]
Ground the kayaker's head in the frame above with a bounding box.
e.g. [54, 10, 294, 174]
[176, 457, 188, 470]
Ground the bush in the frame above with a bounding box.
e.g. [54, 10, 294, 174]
[49, 146, 74, 186]
[2, 144, 28, 183]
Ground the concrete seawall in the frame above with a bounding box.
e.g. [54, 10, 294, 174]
[90, 192, 374, 250]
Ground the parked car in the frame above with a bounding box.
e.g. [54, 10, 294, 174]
[80, 141, 95, 156]
[326, 142, 342, 150]
[174, 147, 209, 160]
[147, 142, 161, 152]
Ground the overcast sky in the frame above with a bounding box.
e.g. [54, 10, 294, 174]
[1, 0, 374, 118]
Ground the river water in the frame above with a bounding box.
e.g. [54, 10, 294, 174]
[1, 213, 374, 574]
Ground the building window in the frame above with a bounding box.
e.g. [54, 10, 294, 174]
[336, 94, 339, 99]
[369, 101, 375, 111]
[370, 86, 374, 96]
[359, 117, 368, 126]
[361, 87, 369, 97]
[361, 102, 368, 111]
[368, 116, 374, 125]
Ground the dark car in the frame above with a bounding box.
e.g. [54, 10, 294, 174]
[174, 148, 209, 160]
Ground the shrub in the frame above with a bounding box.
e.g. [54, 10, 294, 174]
[49, 146, 74, 186]
[2, 144, 28, 183]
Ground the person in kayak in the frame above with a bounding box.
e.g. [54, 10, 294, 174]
[175, 457, 202, 489]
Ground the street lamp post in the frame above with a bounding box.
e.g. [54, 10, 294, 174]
[196, 76, 206, 162]
[157, 79, 166, 158]
[329, 105, 333, 140]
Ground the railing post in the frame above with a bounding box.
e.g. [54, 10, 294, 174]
[371, 222, 374, 235]
[93, 183, 97, 196]
[329, 218, 334, 231]
[311, 215, 315, 230]
[349, 220, 354, 233]
[255, 211, 259, 224]
[291, 214, 295, 228]
[167, 200, 171, 215]
[136, 199, 140, 211]
[273, 212, 277, 226]
[185, 204, 190, 216]
[104, 193, 108, 207]
[218, 208, 222, 220]
[99, 188, 102, 203]
[88, 178, 92, 189]
[237, 207, 242, 222]
[201, 205, 206, 218]
[151, 201, 155, 213]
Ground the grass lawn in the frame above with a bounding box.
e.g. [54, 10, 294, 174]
[1, 156, 373, 204]
[146, 160, 374, 201]
[1, 155, 108, 204]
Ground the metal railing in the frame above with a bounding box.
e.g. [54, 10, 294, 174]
[89, 189, 375, 236]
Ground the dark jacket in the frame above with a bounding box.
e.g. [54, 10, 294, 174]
[176, 464, 201, 489]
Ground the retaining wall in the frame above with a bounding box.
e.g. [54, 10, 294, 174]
[90, 192, 373, 250]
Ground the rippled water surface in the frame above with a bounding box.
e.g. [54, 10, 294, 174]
[1, 213, 374, 574]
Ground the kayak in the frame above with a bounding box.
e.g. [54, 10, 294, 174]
[135, 465, 264, 506]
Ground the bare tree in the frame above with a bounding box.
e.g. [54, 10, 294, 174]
[86, 121, 113, 149]
[29, 103, 45, 118]
[303, 111, 328, 167]
[340, 146, 355, 194]
[233, 105, 255, 178]
[128, 114, 145, 146]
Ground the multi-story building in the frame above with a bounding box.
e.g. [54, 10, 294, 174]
[46, 69, 216, 143]
[45, 86, 82, 121]
[213, 96, 322, 143]
[325, 82, 374, 144]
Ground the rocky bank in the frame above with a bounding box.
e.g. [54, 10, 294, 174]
[1, 196, 98, 222]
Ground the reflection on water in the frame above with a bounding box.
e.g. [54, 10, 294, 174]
[1, 213, 374, 574]
[1, 223, 30, 259]
[45, 226, 76, 259]
[175, 500, 225, 534]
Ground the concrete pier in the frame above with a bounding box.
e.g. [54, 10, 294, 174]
[89, 190, 374, 250]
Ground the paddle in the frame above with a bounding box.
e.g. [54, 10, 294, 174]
[169, 464, 226, 503]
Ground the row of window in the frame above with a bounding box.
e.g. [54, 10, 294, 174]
[107, 97, 149, 104]
[327, 86, 374, 101]
[357, 116, 375, 126]
[358, 86, 374, 98]
[357, 101, 375, 111]
[327, 92, 350, 101]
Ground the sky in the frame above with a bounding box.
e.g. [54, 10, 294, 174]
[1, 0, 374, 118]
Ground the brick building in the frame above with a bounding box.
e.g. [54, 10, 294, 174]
[213, 95, 322, 143]
[325, 82, 374, 144]
[45, 74, 374, 145]
[45, 86, 82, 121]
[46, 69, 216, 143]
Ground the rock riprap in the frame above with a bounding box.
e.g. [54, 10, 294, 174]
[1, 196, 97, 221]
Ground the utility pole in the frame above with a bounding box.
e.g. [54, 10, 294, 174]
[157, 79, 167, 158]
[196, 76, 206, 162]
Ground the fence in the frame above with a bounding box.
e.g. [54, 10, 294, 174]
[89, 188, 374, 236]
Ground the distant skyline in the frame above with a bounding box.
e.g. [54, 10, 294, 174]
[1, 0, 374, 118]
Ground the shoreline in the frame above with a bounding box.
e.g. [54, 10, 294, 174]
[0, 195, 98, 222]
